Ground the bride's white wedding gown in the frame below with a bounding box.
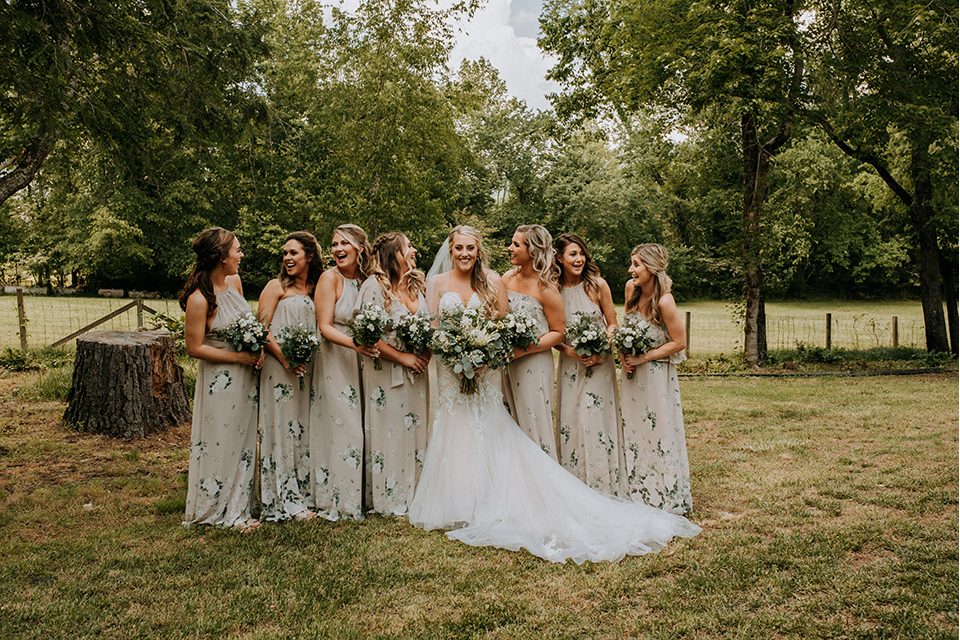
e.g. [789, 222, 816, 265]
[408, 291, 701, 563]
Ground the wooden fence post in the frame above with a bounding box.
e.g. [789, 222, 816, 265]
[685, 311, 691, 356]
[825, 313, 832, 349]
[136, 298, 144, 328]
[892, 316, 898, 347]
[17, 287, 28, 350]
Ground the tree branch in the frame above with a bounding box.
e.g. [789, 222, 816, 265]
[0, 130, 61, 205]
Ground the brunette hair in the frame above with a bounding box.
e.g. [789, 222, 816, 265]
[448, 225, 500, 317]
[625, 243, 673, 325]
[369, 232, 426, 311]
[514, 224, 559, 289]
[333, 224, 374, 282]
[278, 231, 323, 296]
[554, 233, 602, 301]
[178, 227, 236, 317]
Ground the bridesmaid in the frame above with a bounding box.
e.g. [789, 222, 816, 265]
[501, 225, 565, 460]
[257, 231, 323, 521]
[553, 233, 623, 496]
[180, 227, 262, 532]
[619, 244, 692, 514]
[356, 232, 430, 517]
[311, 224, 375, 520]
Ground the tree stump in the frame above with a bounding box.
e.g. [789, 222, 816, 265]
[64, 330, 192, 438]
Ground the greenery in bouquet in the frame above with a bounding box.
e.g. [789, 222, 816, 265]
[495, 310, 541, 355]
[611, 317, 661, 380]
[349, 303, 391, 370]
[394, 312, 434, 354]
[274, 323, 323, 389]
[565, 311, 610, 377]
[429, 307, 508, 394]
[217, 312, 269, 353]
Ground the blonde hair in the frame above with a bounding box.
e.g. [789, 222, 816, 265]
[448, 225, 500, 317]
[515, 224, 559, 290]
[369, 232, 426, 311]
[333, 224, 373, 282]
[554, 233, 602, 301]
[625, 243, 673, 325]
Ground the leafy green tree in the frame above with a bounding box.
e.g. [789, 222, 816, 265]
[540, 0, 806, 364]
[807, 0, 958, 352]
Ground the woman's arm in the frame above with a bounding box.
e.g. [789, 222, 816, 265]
[258, 279, 305, 375]
[516, 286, 565, 359]
[625, 293, 686, 365]
[184, 290, 259, 365]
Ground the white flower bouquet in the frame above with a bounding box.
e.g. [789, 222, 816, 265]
[494, 310, 541, 354]
[565, 311, 610, 377]
[429, 307, 508, 394]
[218, 312, 269, 353]
[275, 323, 323, 389]
[611, 317, 661, 380]
[349, 303, 391, 370]
[394, 312, 434, 354]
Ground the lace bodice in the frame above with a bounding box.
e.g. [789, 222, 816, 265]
[435, 290, 503, 413]
[438, 290, 481, 314]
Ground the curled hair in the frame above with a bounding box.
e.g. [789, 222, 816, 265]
[333, 224, 374, 282]
[448, 225, 500, 317]
[279, 231, 323, 297]
[625, 243, 673, 325]
[514, 224, 559, 290]
[554, 233, 602, 301]
[369, 232, 426, 311]
[178, 227, 236, 317]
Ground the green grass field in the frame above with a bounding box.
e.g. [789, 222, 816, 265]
[0, 294, 936, 354]
[0, 371, 955, 638]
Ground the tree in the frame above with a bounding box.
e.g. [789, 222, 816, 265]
[540, 0, 806, 364]
[808, 0, 958, 353]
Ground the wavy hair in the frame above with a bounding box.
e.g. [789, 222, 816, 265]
[448, 225, 500, 317]
[554, 233, 602, 301]
[178, 227, 236, 317]
[369, 232, 426, 311]
[333, 224, 374, 282]
[279, 231, 323, 297]
[514, 225, 559, 290]
[625, 243, 673, 325]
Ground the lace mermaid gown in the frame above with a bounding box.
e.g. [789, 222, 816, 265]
[407, 291, 700, 564]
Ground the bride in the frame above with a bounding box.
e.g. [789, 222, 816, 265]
[408, 226, 700, 563]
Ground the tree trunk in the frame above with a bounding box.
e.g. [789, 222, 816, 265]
[939, 247, 958, 355]
[742, 113, 770, 365]
[909, 142, 949, 353]
[64, 330, 191, 438]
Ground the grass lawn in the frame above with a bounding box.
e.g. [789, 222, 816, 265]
[0, 370, 955, 639]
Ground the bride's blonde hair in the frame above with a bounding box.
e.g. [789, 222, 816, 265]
[448, 225, 500, 317]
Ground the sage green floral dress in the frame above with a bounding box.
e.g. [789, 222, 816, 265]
[184, 287, 259, 528]
[259, 294, 316, 520]
[620, 313, 692, 514]
[310, 271, 364, 520]
[555, 283, 623, 496]
[502, 291, 557, 461]
[357, 279, 429, 517]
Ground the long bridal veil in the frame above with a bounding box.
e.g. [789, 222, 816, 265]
[425, 238, 452, 281]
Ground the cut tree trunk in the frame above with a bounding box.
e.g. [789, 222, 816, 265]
[64, 330, 191, 438]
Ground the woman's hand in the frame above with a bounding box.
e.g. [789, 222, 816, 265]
[624, 352, 652, 367]
[578, 352, 605, 368]
[355, 343, 380, 359]
[619, 351, 636, 376]
[399, 352, 429, 375]
[236, 350, 262, 367]
[282, 357, 307, 377]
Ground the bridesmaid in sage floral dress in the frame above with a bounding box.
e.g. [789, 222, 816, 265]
[257, 232, 323, 521]
[181, 228, 263, 532]
[356, 232, 430, 517]
[312, 224, 375, 520]
[619, 244, 692, 514]
[501, 225, 565, 460]
[553, 233, 624, 496]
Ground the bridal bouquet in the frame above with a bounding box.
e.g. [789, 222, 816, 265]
[349, 303, 391, 370]
[274, 323, 323, 389]
[429, 307, 508, 394]
[218, 312, 269, 353]
[494, 310, 541, 355]
[565, 311, 610, 377]
[394, 312, 434, 354]
[611, 317, 660, 380]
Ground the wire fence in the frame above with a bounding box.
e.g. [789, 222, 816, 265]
[1, 291, 929, 353]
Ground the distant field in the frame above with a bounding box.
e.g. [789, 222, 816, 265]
[1, 293, 934, 353]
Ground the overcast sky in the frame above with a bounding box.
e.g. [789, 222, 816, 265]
[448, 0, 560, 111]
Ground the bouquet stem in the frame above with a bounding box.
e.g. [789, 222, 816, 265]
[373, 356, 383, 371]
[584, 365, 594, 378]
[459, 375, 478, 395]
